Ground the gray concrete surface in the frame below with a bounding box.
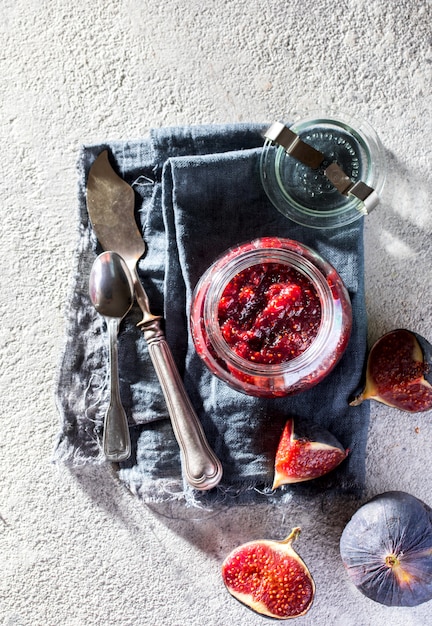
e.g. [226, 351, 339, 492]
[1, 1, 431, 624]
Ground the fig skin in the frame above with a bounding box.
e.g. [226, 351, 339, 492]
[221, 528, 315, 619]
[272, 418, 349, 489]
[340, 491, 432, 607]
[350, 329, 432, 413]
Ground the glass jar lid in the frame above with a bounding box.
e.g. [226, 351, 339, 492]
[260, 111, 386, 229]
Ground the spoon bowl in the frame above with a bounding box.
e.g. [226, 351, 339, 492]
[89, 251, 134, 462]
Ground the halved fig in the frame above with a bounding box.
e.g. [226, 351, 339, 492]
[350, 329, 432, 413]
[272, 418, 349, 489]
[221, 528, 315, 619]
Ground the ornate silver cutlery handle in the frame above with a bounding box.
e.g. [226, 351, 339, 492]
[135, 275, 223, 491]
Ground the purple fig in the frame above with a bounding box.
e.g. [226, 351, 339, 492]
[350, 329, 432, 413]
[340, 491, 432, 607]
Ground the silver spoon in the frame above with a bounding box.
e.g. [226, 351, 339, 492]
[89, 251, 133, 462]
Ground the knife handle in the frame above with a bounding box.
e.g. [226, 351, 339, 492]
[140, 321, 223, 491]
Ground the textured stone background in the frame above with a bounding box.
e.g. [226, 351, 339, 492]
[1, 1, 431, 624]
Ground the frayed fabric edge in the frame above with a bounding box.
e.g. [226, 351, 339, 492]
[51, 442, 364, 509]
[117, 469, 365, 509]
[117, 471, 295, 509]
[51, 435, 105, 467]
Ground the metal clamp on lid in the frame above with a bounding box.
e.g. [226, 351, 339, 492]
[264, 121, 379, 214]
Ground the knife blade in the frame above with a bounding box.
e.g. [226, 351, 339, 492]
[86, 150, 223, 491]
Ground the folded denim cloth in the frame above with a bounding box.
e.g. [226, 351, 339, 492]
[54, 123, 370, 506]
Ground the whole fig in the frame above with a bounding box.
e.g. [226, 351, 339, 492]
[222, 528, 315, 619]
[350, 329, 432, 412]
[340, 491, 432, 607]
[272, 418, 348, 489]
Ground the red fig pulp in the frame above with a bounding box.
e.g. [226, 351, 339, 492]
[272, 418, 349, 488]
[350, 329, 432, 413]
[222, 528, 315, 619]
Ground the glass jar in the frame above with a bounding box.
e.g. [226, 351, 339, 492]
[190, 237, 352, 397]
[260, 111, 386, 229]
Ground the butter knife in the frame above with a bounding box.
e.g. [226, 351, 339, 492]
[86, 150, 223, 491]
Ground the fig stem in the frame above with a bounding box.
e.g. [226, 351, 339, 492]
[349, 393, 364, 406]
[385, 554, 399, 568]
[281, 527, 301, 545]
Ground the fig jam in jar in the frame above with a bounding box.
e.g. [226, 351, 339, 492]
[190, 237, 352, 397]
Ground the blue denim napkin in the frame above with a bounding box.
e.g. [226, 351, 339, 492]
[54, 124, 369, 505]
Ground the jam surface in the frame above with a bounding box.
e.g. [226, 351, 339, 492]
[217, 262, 322, 365]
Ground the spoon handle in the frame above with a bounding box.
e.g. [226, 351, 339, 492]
[103, 318, 131, 462]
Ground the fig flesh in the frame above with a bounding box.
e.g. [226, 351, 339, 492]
[272, 418, 349, 489]
[340, 491, 432, 607]
[222, 528, 315, 619]
[350, 329, 432, 412]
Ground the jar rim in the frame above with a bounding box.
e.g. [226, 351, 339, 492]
[202, 244, 335, 375]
